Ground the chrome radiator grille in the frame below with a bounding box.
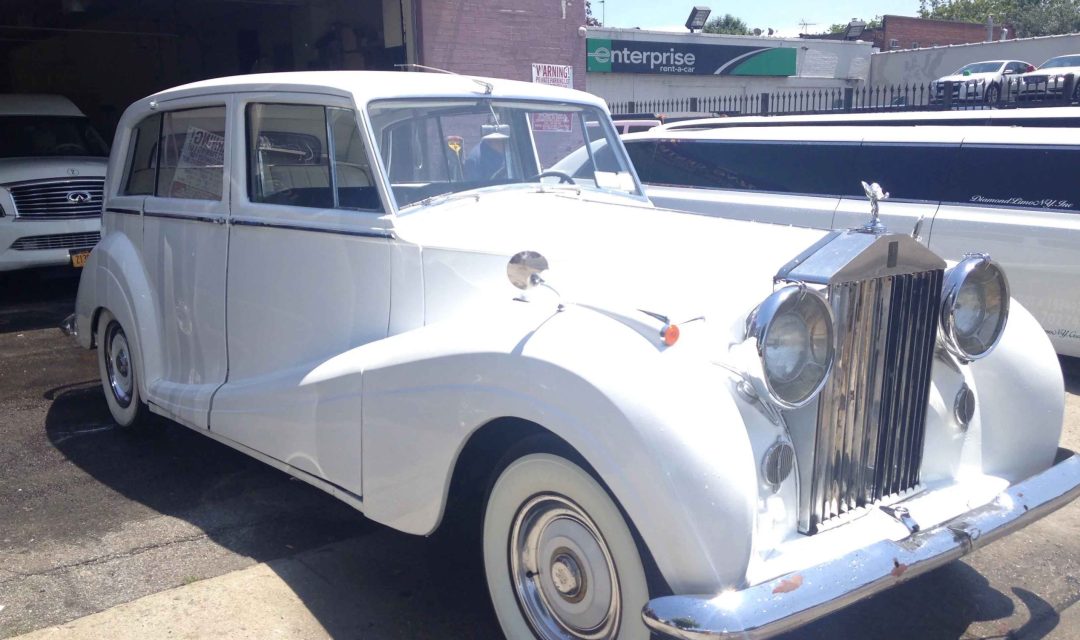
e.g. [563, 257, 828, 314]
[10, 231, 100, 251]
[10, 179, 104, 219]
[808, 268, 943, 532]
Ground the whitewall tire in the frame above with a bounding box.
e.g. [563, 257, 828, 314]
[483, 452, 651, 640]
[96, 310, 148, 428]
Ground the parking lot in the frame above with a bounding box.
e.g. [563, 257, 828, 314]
[1, 268, 1078, 640]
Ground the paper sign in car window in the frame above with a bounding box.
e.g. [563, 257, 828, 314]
[531, 112, 573, 133]
[170, 126, 225, 200]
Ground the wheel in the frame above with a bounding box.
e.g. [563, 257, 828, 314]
[483, 451, 651, 640]
[96, 310, 149, 428]
[985, 83, 1000, 103]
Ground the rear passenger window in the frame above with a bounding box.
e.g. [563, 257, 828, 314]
[123, 113, 161, 196]
[157, 106, 226, 200]
[852, 143, 958, 202]
[946, 145, 1080, 211]
[627, 139, 859, 197]
[248, 103, 381, 211]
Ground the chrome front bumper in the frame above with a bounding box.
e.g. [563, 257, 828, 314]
[643, 449, 1080, 640]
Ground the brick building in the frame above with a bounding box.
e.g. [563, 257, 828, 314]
[416, 0, 587, 90]
[877, 15, 1011, 51]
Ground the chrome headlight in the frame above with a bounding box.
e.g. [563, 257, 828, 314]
[940, 255, 1009, 361]
[746, 285, 834, 408]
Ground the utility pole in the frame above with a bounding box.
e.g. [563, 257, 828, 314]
[799, 19, 817, 34]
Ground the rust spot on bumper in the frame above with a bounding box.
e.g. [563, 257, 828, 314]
[772, 574, 804, 593]
[890, 558, 908, 577]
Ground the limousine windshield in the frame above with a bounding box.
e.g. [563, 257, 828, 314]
[366, 98, 639, 209]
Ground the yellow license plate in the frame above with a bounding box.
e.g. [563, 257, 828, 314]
[70, 250, 90, 268]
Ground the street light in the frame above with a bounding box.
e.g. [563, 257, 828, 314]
[685, 6, 712, 33]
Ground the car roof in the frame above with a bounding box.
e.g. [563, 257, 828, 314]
[654, 106, 1080, 130]
[0, 94, 84, 117]
[145, 71, 608, 110]
[622, 124, 1080, 146]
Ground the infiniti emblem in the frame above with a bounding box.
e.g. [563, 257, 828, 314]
[66, 191, 92, 204]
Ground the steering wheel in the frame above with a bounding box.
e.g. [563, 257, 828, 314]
[531, 170, 576, 185]
[52, 143, 87, 155]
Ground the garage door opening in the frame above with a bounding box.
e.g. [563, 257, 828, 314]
[0, 0, 412, 139]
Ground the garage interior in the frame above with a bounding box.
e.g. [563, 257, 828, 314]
[0, 0, 412, 140]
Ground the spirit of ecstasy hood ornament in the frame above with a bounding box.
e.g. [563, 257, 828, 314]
[860, 181, 889, 234]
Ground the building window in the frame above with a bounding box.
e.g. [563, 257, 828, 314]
[889, 38, 899, 49]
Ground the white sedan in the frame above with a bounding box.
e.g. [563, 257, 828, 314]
[69, 71, 1080, 640]
[1014, 54, 1080, 102]
[931, 59, 1033, 103]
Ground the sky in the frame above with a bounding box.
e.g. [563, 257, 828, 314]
[592, 0, 924, 37]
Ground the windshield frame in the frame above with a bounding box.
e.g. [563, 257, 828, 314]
[364, 97, 647, 214]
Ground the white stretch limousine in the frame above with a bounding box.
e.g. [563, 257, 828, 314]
[612, 125, 1080, 357]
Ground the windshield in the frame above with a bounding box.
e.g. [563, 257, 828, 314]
[1041, 55, 1080, 69]
[956, 62, 1002, 74]
[366, 98, 640, 209]
[0, 116, 109, 158]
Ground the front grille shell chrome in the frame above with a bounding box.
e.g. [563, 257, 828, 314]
[777, 231, 947, 533]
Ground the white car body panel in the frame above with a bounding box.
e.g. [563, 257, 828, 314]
[72, 72, 1075, 627]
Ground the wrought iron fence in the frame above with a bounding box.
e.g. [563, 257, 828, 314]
[608, 74, 1079, 118]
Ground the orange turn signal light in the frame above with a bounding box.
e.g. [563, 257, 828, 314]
[661, 324, 680, 347]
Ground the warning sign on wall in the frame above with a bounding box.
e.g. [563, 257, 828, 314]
[531, 63, 573, 88]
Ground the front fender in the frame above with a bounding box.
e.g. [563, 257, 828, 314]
[353, 300, 758, 594]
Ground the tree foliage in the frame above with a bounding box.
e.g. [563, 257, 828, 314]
[918, 0, 1080, 37]
[702, 13, 751, 35]
[585, 0, 601, 26]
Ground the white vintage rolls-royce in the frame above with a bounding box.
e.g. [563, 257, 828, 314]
[68, 71, 1079, 640]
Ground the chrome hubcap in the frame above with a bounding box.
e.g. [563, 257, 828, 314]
[509, 493, 620, 640]
[104, 322, 133, 408]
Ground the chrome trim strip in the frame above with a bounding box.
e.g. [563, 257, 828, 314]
[230, 217, 394, 239]
[144, 211, 226, 225]
[643, 450, 1080, 640]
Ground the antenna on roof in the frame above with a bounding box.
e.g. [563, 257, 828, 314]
[394, 63, 493, 95]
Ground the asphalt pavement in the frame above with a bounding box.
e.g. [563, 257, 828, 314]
[0, 267, 1077, 639]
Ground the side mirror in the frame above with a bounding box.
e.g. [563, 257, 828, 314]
[507, 251, 549, 290]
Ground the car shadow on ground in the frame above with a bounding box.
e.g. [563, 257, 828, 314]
[42, 383, 502, 638]
[0, 269, 81, 334]
[1061, 356, 1080, 395]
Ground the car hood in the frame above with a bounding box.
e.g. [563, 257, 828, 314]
[0, 157, 107, 186]
[394, 188, 834, 336]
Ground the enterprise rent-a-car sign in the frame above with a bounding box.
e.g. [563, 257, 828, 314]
[587, 38, 796, 76]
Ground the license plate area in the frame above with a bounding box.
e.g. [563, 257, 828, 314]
[70, 249, 90, 268]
